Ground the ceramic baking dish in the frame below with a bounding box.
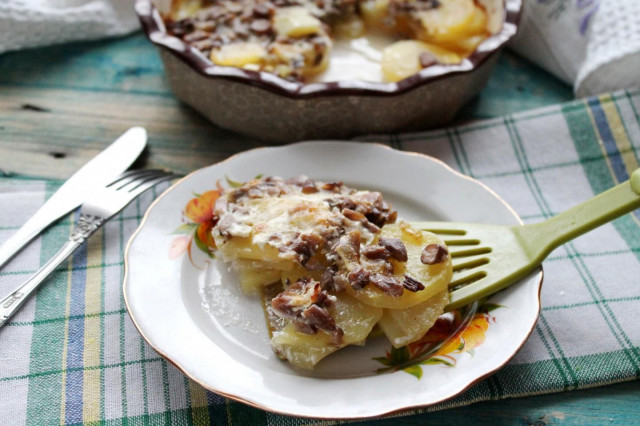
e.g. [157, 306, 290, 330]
[136, 0, 521, 141]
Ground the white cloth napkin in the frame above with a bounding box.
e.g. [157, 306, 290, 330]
[510, 0, 640, 97]
[0, 0, 140, 54]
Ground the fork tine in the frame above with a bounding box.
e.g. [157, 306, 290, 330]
[119, 170, 167, 190]
[79, 170, 180, 223]
[113, 169, 141, 180]
[124, 172, 179, 196]
[109, 169, 165, 189]
[107, 169, 150, 185]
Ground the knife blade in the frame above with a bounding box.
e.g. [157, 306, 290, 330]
[0, 127, 147, 269]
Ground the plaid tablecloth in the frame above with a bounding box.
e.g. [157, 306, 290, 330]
[1, 88, 639, 424]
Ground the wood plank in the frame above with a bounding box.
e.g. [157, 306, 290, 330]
[0, 33, 573, 120]
[0, 34, 573, 180]
[0, 85, 262, 179]
[0, 34, 169, 95]
[377, 380, 640, 424]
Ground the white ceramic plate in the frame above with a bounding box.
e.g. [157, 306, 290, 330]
[124, 141, 542, 419]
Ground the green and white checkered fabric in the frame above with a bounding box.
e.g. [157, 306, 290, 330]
[1, 88, 639, 425]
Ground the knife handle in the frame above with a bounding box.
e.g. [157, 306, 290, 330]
[0, 214, 104, 329]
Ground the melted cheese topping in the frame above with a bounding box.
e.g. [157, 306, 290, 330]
[233, 191, 376, 249]
[212, 177, 395, 265]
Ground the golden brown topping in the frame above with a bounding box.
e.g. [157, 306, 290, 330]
[419, 51, 438, 68]
[347, 265, 370, 289]
[362, 244, 389, 260]
[213, 176, 397, 270]
[420, 243, 449, 264]
[270, 278, 343, 344]
[370, 273, 403, 296]
[289, 232, 325, 265]
[300, 178, 318, 193]
[253, 2, 275, 17]
[342, 208, 366, 222]
[321, 181, 343, 192]
[402, 275, 425, 292]
[335, 230, 362, 263]
[378, 236, 408, 262]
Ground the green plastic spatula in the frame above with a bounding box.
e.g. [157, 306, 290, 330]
[411, 168, 640, 312]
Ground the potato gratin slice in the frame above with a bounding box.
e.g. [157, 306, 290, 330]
[210, 176, 452, 369]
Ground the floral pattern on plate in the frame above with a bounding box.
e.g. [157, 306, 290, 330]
[374, 302, 503, 379]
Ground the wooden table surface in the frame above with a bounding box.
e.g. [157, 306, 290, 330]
[1, 32, 638, 423]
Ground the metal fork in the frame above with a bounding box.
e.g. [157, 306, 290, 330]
[0, 169, 179, 328]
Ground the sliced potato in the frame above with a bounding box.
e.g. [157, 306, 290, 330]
[271, 325, 339, 369]
[231, 258, 325, 294]
[446, 34, 487, 56]
[381, 40, 462, 82]
[273, 6, 323, 38]
[333, 15, 366, 39]
[270, 39, 331, 76]
[416, 0, 487, 45]
[170, 0, 201, 20]
[271, 292, 382, 369]
[232, 259, 283, 294]
[378, 289, 449, 348]
[213, 233, 289, 264]
[344, 222, 452, 309]
[280, 265, 323, 286]
[210, 42, 268, 67]
[359, 0, 390, 29]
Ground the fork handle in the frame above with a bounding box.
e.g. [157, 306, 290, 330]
[516, 168, 640, 262]
[0, 215, 104, 329]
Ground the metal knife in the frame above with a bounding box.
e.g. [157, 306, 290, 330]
[0, 127, 147, 269]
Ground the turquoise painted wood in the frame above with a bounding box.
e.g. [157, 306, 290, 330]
[0, 33, 574, 181]
[0, 33, 573, 118]
[1, 32, 637, 423]
[364, 380, 640, 425]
